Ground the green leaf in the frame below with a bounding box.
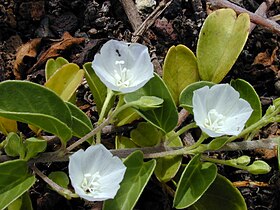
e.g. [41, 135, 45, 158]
[130, 122, 162, 147]
[0, 160, 36, 210]
[230, 79, 262, 126]
[130, 96, 164, 111]
[7, 192, 33, 210]
[155, 131, 182, 182]
[189, 174, 247, 210]
[206, 136, 229, 150]
[114, 107, 140, 127]
[103, 151, 156, 210]
[24, 137, 47, 160]
[0, 117, 17, 136]
[179, 81, 215, 113]
[0, 81, 72, 143]
[83, 62, 114, 114]
[48, 171, 69, 189]
[45, 63, 84, 101]
[115, 136, 138, 149]
[65, 102, 93, 138]
[247, 160, 271, 174]
[125, 73, 178, 133]
[4, 132, 25, 158]
[197, 8, 250, 83]
[174, 154, 217, 209]
[45, 57, 69, 81]
[163, 45, 199, 105]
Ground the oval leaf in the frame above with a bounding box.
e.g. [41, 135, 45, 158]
[0, 160, 36, 210]
[125, 73, 178, 133]
[174, 154, 217, 209]
[179, 81, 215, 113]
[0, 81, 72, 142]
[0, 117, 17, 136]
[4, 132, 25, 158]
[24, 137, 47, 161]
[45, 57, 69, 81]
[163, 45, 199, 105]
[230, 79, 262, 126]
[197, 9, 250, 83]
[45, 63, 84, 101]
[103, 151, 156, 210]
[154, 131, 182, 182]
[189, 174, 247, 210]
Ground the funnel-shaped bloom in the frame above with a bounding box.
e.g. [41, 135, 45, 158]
[69, 144, 126, 201]
[193, 84, 253, 137]
[92, 40, 154, 93]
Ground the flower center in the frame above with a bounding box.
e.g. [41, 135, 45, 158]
[81, 172, 101, 194]
[114, 60, 131, 88]
[204, 109, 225, 132]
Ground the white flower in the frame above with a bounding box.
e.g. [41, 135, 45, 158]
[92, 40, 154, 93]
[192, 84, 253, 137]
[69, 144, 126, 201]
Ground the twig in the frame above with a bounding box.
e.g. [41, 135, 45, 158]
[132, 0, 173, 43]
[207, 0, 280, 36]
[250, 0, 275, 33]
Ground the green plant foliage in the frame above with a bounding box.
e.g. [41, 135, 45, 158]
[4, 132, 25, 158]
[173, 154, 217, 209]
[247, 160, 271, 174]
[231, 79, 262, 126]
[65, 102, 93, 138]
[163, 44, 199, 105]
[130, 122, 162, 147]
[0, 81, 72, 143]
[124, 74, 178, 133]
[24, 138, 47, 160]
[114, 107, 140, 127]
[206, 136, 229, 150]
[48, 171, 70, 189]
[189, 174, 247, 210]
[45, 57, 69, 81]
[83, 62, 115, 114]
[0, 117, 17, 136]
[154, 131, 182, 182]
[115, 136, 138, 149]
[197, 8, 250, 83]
[103, 151, 156, 210]
[0, 160, 36, 210]
[179, 81, 215, 113]
[7, 192, 33, 210]
[45, 63, 84, 101]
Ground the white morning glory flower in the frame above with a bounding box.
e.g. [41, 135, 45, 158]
[192, 84, 253, 137]
[69, 144, 126, 201]
[92, 40, 154, 93]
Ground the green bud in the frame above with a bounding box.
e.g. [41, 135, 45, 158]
[247, 160, 271, 174]
[4, 132, 25, 158]
[236, 155, 250, 166]
[132, 96, 164, 111]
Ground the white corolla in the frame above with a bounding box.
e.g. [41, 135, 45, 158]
[69, 144, 126, 201]
[92, 40, 154, 93]
[192, 84, 253, 137]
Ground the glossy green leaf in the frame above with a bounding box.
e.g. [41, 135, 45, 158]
[0, 117, 17, 136]
[189, 174, 247, 210]
[163, 45, 199, 105]
[65, 102, 93, 138]
[174, 154, 217, 209]
[155, 131, 182, 182]
[179, 81, 215, 113]
[45, 57, 69, 81]
[230, 79, 262, 126]
[115, 135, 138, 149]
[0, 81, 72, 143]
[125, 74, 178, 133]
[0, 160, 36, 210]
[4, 132, 25, 158]
[84, 62, 115, 114]
[24, 137, 47, 160]
[103, 151, 156, 210]
[45, 63, 84, 101]
[7, 192, 33, 210]
[247, 160, 271, 174]
[197, 9, 250, 83]
[130, 122, 162, 147]
[48, 171, 69, 189]
[206, 136, 229, 150]
[115, 107, 140, 127]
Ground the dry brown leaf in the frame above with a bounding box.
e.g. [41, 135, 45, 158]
[233, 181, 269, 188]
[27, 32, 85, 74]
[253, 47, 278, 66]
[14, 38, 42, 79]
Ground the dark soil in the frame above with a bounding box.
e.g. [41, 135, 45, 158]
[1, 0, 280, 209]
